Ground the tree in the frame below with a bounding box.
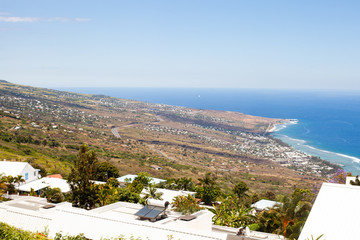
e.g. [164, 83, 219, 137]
[109, 188, 144, 204]
[197, 172, 221, 205]
[96, 184, 113, 206]
[2, 175, 16, 194]
[142, 184, 163, 200]
[270, 192, 312, 239]
[128, 172, 152, 194]
[329, 168, 352, 184]
[0, 174, 7, 200]
[41, 187, 64, 203]
[174, 177, 195, 191]
[68, 145, 98, 209]
[232, 181, 249, 199]
[107, 177, 120, 188]
[13, 175, 25, 188]
[263, 190, 276, 200]
[256, 208, 282, 234]
[208, 196, 255, 228]
[94, 161, 119, 182]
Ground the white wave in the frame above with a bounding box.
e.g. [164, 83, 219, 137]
[272, 125, 287, 132]
[271, 119, 299, 132]
[336, 153, 360, 163]
[280, 135, 307, 144]
[303, 145, 360, 163]
[275, 134, 360, 165]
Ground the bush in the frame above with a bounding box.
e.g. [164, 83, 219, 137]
[172, 194, 203, 215]
[249, 223, 260, 231]
[0, 222, 48, 239]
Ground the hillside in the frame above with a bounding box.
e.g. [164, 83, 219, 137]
[0, 81, 336, 195]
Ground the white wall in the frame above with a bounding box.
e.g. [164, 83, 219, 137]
[20, 163, 40, 183]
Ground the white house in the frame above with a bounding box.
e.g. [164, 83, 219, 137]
[299, 181, 360, 240]
[117, 174, 166, 185]
[251, 199, 279, 212]
[18, 177, 71, 193]
[141, 187, 197, 203]
[0, 196, 284, 240]
[0, 160, 40, 183]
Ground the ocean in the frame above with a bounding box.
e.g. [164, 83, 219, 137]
[58, 87, 360, 175]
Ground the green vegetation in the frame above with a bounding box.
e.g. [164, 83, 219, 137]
[0, 222, 150, 240]
[232, 181, 249, 199]
[172, 194, 204, 215]
[254, 190, 312, 239]
[196, 172, 221, 205]
[41, 187, 65, 203]
[0, 81, 329, 198]
[68, 145, 98, 209]
[0, 81, 331, 239]
[94, 161, 120, 181]
[0, 174, 24, 194]
[208, 196, 255, 228]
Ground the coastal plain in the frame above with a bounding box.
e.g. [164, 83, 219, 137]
[0, 81, 337, 195]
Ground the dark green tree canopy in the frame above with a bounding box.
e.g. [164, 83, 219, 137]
[197, 172, 221, 205]
[232, 181, 249, 199]
[94, 161, 119, 182]
[68, 144, 98, 209]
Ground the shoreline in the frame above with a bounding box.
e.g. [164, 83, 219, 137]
[270, 121, 360, 174]
[266, 119, 298, 133]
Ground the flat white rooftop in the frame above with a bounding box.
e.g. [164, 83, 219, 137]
[299, 182, 360, 240]
[0, 196, 223, 240]
[117, 174, 166, 185]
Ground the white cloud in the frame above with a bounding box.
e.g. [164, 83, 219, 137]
[75, 18, 91, 22]
[0, 15, 91, 23]
[0, 16, 40, 22]
[47, 17, 70, 22]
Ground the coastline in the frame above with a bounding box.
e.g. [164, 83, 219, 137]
[56, 87, 360, 175]
[270, 120, 360, 175]
[266, 119, 298, 133]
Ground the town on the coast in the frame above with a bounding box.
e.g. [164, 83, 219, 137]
[0, 82, 354, 240]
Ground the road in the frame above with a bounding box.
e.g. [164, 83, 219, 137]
[111, 127, 121, 138]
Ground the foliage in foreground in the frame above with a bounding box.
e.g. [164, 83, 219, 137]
[0, 222, 48, 240]
[0, 222, 153, 240]
[208, 196, 255, 228]
[255, 190, 312, 239]
[171, 194, 204, 215]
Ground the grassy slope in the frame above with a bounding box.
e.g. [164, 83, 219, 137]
[0, 81, 323, 195]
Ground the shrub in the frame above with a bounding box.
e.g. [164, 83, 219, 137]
[249, 223, 260, 231]
[172, 194, 203, 215]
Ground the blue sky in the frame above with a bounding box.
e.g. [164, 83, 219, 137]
[1, 0, 360, 89]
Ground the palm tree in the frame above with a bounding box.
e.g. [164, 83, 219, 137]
[3, 175, 16, 194]
[197, 172, 220, 205]
[270, 194, 312, 239]
[13, 175, 25, 188]
[143, 184, 163, 200]
[97, 185, 113, 206]
[0, 174, 7, 199]
[179, 177, 194, 191]
[256, 209, 282, 233]
[198, 172, 216, 187]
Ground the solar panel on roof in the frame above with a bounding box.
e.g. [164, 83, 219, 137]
[145, 209, 163, 219]
[135, 205, 153, 217]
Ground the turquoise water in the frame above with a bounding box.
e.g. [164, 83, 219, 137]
[58, 87, 360, 175]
